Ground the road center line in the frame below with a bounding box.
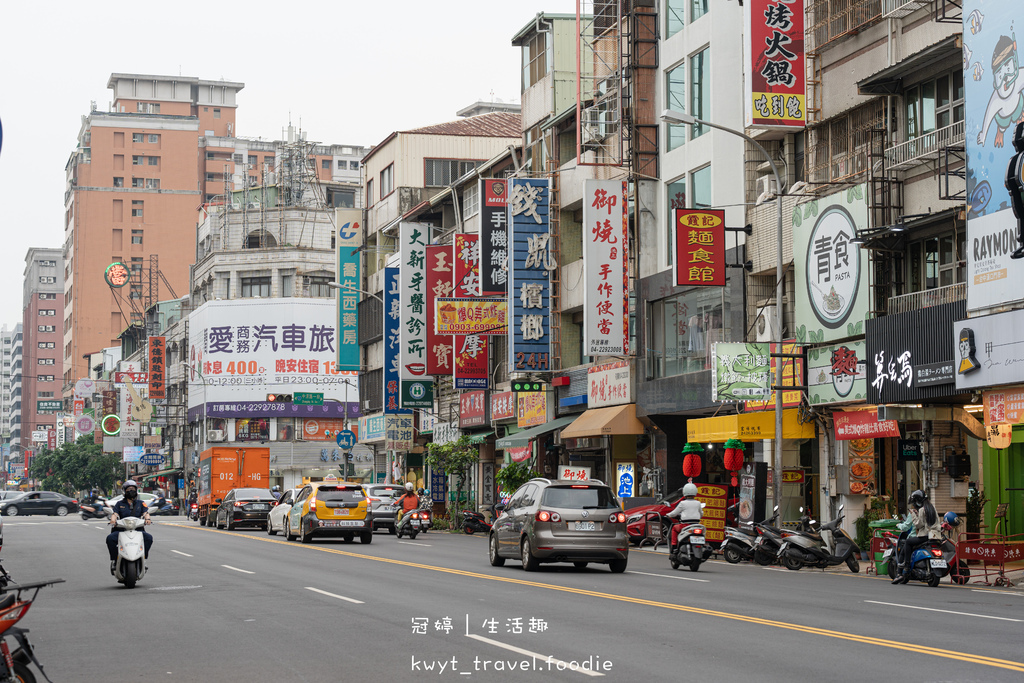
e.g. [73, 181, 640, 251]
[169, 523, 1024, 673]
[627, 570, 709, 583]
[397, 541, 432, 547]
[221, 564, 254, 574]
[465, 634, 604, 677]
[864, 600, 1022, 622]
[305, 586, 364, 604]
[171, 550, 194, 557]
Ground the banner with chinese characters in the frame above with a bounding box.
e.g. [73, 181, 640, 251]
[490, 391, 515, 422]
[335, 208, 362, 372]
[583, 179, 629, 356]
[745, 341, 804, 411]
[399, 222, 432, 406]
[384, 414, 414, 451]
[834, 409, 900, 440]
[455, 334, 489, 390]
[383, 268, 410, 415]
[794, 185, 869, 344]
[435, 298, 508, 335]
[695, 484, 728, 542]
[713, 343, 771, 402]
[147, 336, 166, 399]
[984, 386, 1024, 426]
[588, 360, 632, 409]
[745, 0, 805, 128]
[508, 178, 552, 373]
[517, 392, 546, 428]
[560, 465, 592, 481]
[458, 390, 489, 428]
[480, 179, 509, 297]
[806, 340, 867, 405]
[454, 234, 480, 297]
[425, 245, 454, 376]
[359, 414, 385, 443]
[674, 209, 726, 287]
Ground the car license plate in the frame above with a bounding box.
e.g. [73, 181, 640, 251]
[335, 508, 348, 516]
[691, 536, 706, 545]
[930, 558, 947, 569]
[251, 504, 267, 511]
[574, 521, 596, 531]
[380, 506, 394, 512]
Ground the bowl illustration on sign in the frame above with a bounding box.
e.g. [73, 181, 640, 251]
[823, 286, 843, 313]
[832, 370, 855, 397]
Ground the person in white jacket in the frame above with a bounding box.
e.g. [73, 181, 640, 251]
[667, 481, 703, 554]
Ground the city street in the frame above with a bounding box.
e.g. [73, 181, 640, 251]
[4, 516, 1022, 681]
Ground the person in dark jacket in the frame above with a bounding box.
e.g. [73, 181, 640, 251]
[106, 480, 153, 574]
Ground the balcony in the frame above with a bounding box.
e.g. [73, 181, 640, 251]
[887, 282, 966, 315]
[884, 120, 964, 171]
[882, 0, 929, 19]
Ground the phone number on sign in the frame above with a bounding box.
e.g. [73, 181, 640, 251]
[273, 375, 353, 385]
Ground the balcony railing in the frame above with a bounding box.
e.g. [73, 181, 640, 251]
[882, 0, 929, 19]
[884, 120, 965, 171]
[887, 282, 966, 315]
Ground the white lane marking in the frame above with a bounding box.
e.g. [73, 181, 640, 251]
[762, 567, 789, 572]
[95, 526, 106, 530]
[397, 541, 432, 547]
[465, 634, 604, 677]
[864, 600, 1022, 622]
[221, 565, 255, 575]
[171, 550, 194, 558]
[626, 570, 709, 583]
[305, 586, 365, 604]
[972, 589, 1024, 598]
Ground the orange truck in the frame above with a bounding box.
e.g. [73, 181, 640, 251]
[195, 446, 270, 526]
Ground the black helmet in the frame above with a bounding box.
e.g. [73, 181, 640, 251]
[909, 490, 926, 508]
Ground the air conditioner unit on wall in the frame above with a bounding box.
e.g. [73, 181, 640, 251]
[755, 305, 779, 343]
[207, 429, 226, 442]
[756, 175, 777, 199]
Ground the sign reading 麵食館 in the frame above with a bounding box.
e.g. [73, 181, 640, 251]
[508, 178, 553, 373]
[745, 0, 805, 128]
[583, 180, 629, 356]
[335, 208, 362, 372]
[674, 209, 726, 288]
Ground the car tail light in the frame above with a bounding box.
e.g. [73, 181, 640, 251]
[272, 501, 278, 506]
[570, 485, 589, 489]
[931, 547, 942, 557]
[609, 512, 626, 523]
[308, 494, 317, 509]
[537, 511, 550, 522]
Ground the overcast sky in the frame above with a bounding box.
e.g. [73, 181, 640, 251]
[0, 0, 578, 329]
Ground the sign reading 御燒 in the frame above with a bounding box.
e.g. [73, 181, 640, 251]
[587, 361, 632, 409]
[583, 180, 629, 356]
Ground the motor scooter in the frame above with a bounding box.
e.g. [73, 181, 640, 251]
[80, 499, 110, 521]
[0, 561, 64, 683]
[395, 510, 422, 540]
[461, 509, 492, 535]
[776, 505, 861, 572]
[719, 503, 758, 564]
[887, 518, 956, 588]
[669, 520, 710, 572]
[112, 517, 149, 589]
[188, 502, 199, 521]
[750, 506, 785, 566]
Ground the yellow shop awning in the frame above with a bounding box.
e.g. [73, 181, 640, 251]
[561, 404, 645, 439]
[686, 409, 814, 443]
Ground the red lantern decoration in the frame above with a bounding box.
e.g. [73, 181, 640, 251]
[683, 453, 702, 478]
[723, 438, 745, 489]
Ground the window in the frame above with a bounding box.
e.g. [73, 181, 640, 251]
[241, 276, 271, 298]
[38, 342, 55, 349]
[336, 160, 344, 169]
[137, 102, 160, 114]
[37, 375, 54, 382]
[147, 156, 158, 166]
[264, 156, 274, 169]
[247, 155, 257, 166]
[131, 200, 144, 218]
[39, 310, 55, 317]
[308, 276, 332, 297]
[691, 0, 708, 21]
[904, 70, 964, 141]
[463, 183, 479, 217]
[37, 325, 54, 333]
[907, 231, 965, 292]
[38, 276, 56, 284]
[132, 133, 144, 143]
[36, 425, 52, 432]
[322, 159, 332, 170]
[233, 153, 244, 164]
[690, 47, 710, 138]
[113, 177, 124, 187]
[690, 165, 711, 208]
[132, 155, 143, 166]
[206, 173, 216, 182]
[349, 161, 359, 170]
[148, 134, 159, 143]
[38, 293, 56, 300]
[647, 287, 729, 379]
[146, 178, 160, 189]
[667, 0, 685, 38]
[38, 260, 56, 267]
[131, 230, 143, 245]
[366, 179, 374, 206]
[132, 177, 144, 188]
[380, 164, 394, 196]
[666, 63, 687, 151]
[38, 391, 53, 397]
[328, 189, 355, 209]
[424, 159, 480, 187]
[214, 108, 221, 118]
[522, 31, 550, 90]
[37, 358, 55, 365]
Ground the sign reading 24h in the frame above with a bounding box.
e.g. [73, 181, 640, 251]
[508, 178, 554, 372]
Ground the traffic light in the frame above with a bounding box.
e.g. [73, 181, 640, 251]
[511, 380, 546, 393]
[267, 393, 293, 403]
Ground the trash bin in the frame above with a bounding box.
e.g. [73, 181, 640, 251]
[869, 519, 900, 575]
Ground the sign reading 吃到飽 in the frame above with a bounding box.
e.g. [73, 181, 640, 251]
[713, 343, 771, 402]
[336, 208, 362, 372]
[508, 178, 552, 373]
[293, 392, 324, 405]
[745, 0, 806, 128]
[587, 361, 632, 409]
[480, 179, 509, 297]
[583, 180, 629, 356]
[426, 245, 455, 376]
[399, 222, 432, 405]
[674, 209, 726, 288]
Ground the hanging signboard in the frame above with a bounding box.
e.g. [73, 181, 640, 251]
[583, 179, 629, 356]
[425, 245, 455, 376]
[588, 360, 632, 409]
[148, 336, 166, 399]
[455, 335, 488, 390]
[954, 309, 1024, 391]
[398, 222, 432, 406]
[480, 179, 509, 297]
[745, 341, 804, 411]
[459, 390, 489, 428]
[508, 178, 553, 372]
[517, 392, 546, 428]
[696, 484, 728, 542]
[384, 414, 414, 451]
[834, 409, 900, 440]
[745, 0, 806, 128]
[335, 208, 362, 372]
[490, 391, 516, 422]
[712, 342, 771, 402]
[674, 209, 726, 288]
[435, 298, 507, 335]
[806, 340, 867, 405]
[383, 267, 411, 416]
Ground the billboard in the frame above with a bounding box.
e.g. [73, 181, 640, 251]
[398, 222, 432, 406]
[713, 342, 771, 402]
[435, 298, 508, 335]
[480, 179, 509, 297]
[508, 178, 553, 373]
[674, 209, 726, 287]
[425, 245, 455, 376]
[807, 339, 868, 405]
[583, 180, 629, 356]
[383, 268, 411, 416]
[335, 208, 362, 372]
[745, 0, 806, 128]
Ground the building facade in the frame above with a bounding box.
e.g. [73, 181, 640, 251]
[21, 249, 64, 456]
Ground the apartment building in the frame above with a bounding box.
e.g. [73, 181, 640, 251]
[21, 249, 64, 451]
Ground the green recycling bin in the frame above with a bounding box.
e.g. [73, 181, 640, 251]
[869, 519, 900, 575]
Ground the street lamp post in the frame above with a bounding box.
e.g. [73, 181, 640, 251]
[180, 362, 208, 457]
[660, 110, 786, 510]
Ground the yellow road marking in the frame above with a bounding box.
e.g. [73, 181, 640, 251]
[166, 523, 1024, 672]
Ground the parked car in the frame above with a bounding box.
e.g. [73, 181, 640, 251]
[1, 491, 80, 517]
[214, 488, 277, 530]
[285, 477, 371, 544]
[365, 484, 406, 534]
[266, 488, 301, 536]
[489, 478, 628, 573]
[624, 488, 736, 545]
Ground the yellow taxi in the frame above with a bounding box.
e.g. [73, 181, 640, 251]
[285, 476, 372, 544]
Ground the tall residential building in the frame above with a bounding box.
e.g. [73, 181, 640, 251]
[1, 325, 21, 452]
[22, 249, 64, 450]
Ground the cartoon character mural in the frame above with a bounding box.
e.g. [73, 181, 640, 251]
[977, 33, 1024, 148]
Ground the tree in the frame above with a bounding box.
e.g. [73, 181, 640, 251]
[494, 460, 535, 497]
[28, 436, 122, 495]
[424, 435, 479, 515]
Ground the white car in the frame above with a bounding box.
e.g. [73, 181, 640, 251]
[266, 488, 301, 536]
[105, 492, 158, 512]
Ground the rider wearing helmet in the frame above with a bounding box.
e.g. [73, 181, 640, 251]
[394, 482, 420, 522]
[271, 485, 282, 500]
[666, 481, 703, 553]
[893, 489, 940, 584]
[106, 480, 153, 575]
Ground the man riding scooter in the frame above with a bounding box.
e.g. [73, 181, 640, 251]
[666, 481, 703, 554]
[892, 489, 941, 584]
[106, 480, 153, 575]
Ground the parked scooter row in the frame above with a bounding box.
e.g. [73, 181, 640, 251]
[0, 560, 64, 682]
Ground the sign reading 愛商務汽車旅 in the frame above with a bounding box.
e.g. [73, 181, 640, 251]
[508, 178, 553, 374]
[953, 309, 1024, 391]
[587, 361, 632, 409]
[583, 180, 629, 356]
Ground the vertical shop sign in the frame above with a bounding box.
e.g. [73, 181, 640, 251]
[508, 178, 553, 372]
[454, 233, 488, 388]
[696, 483, 728, 542]
[399, 222, 432, 406]
[583, 179, 629, 356]
[335, 208, 362, 372]
[746, 0, 806, 128]
[674, 209, 726, 287]
[383, 268, 411, 416]
[425, 245, 454, 376]
[148, 336, 166, 399]
[480, 179, 509, 297]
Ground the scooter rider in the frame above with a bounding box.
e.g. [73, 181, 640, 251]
[892, 489, 941, 584]
[107, 480, 153, 575]
[394, 482, 419, 522]
[81, 489, 106, 516]
[666, 481, 703, 553]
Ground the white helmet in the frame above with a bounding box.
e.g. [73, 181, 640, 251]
[405, 482, 414, 491]
[682, 482, 699, 498]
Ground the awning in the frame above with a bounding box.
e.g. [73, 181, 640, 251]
[140, 468, 181, 481]
[857, 35, 960, 95]
[686, 409, 815, 443]
[560, 404, 645, 439]
[468, 431, 494, 444]
[495, 416, 577, 449]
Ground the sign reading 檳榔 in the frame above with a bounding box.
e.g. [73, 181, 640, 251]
[583, 180, 629, 356]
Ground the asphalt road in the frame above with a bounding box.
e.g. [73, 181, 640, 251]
[3, 515, 1022, 682]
